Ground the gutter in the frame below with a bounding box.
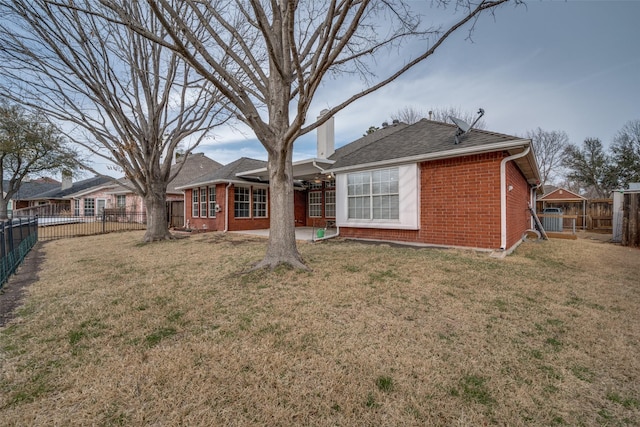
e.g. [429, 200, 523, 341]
[328, 139, 530, 174]
[224, 182, 232, 233]
[500, 146, 531, 250]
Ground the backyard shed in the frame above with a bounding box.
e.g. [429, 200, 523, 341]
[537, 188, 586, 230]
[612, 183, 640, 244]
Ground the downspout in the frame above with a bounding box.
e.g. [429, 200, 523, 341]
[312, 160, 326, 175]
[224, 182, 232, 233]
[500, 146, 530, 250]
[312, 223, 340, 242]
[182, 191, 187, 228]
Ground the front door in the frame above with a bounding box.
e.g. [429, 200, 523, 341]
[97, 199, 106, 217]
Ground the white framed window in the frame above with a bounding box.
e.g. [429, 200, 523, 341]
[116, 195, 126, 208]
[192, 189, 199, 217]
[325, 190, 336, 218]
[74, 199, 80, 216]
[308, 191, 322, 217]
[200, 188, 207, 217]
[308, 182, 322, 190]
[253, 188, 268, 218]
[347, 168, 399, 220]
[325, 180, 336, 189]
[208, 186, 217, 217]
[234, 187, 250, 218]
[84, 198, 95, 217]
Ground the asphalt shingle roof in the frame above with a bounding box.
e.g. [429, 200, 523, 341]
[167, 153, 223, 192]
[23, 176, 114, 200]
[329, 119, 520, 170]
[184, 157, 268, 187]
[7, 181, 60, 199]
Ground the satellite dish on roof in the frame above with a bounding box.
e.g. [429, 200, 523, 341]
[450, 117, 471, 133]
[450, 108, 485, 144]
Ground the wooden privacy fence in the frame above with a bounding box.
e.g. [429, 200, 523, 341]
[536, 198, 613, 231]
[621, 193, 640, 247]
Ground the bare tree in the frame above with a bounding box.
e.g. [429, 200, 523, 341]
[427, 106, 487, 129]
[0, 0, 229, 241]
[0, 103, 79, 219]
[391, 106, 428, 125]
[526, 128, 569, 187]
[99, 0, 514, 268]
[391, 106, 487, 127]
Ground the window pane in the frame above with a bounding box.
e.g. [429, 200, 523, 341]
[84, 198, 95, 216]
[325, 190, 336, 218]
[234, 187, 250, 218]
[253, 188, 267, 218]
[347, 167, 399, 220]
[192, 189, 199, 217]
[308, 191, 322, 218]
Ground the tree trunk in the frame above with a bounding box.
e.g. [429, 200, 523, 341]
[253, 149, 307, 270]
[143, 183, 173, 242]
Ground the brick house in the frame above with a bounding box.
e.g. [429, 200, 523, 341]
[15, 153, 221, 228]
[180, 117, 541, 252]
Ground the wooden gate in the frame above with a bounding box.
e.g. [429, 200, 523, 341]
[168, 201, 184, 228]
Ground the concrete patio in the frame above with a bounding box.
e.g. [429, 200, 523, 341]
[230, 226, 338, 242]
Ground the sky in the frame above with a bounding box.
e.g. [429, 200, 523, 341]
[189, 0, 640, 170]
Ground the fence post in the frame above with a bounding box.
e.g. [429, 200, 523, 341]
[102, 210, 106, 234]
[0, 222, 5, 288]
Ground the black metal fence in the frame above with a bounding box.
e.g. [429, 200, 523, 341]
[0, 217, 39, 289]
[23, 211, 147, 242]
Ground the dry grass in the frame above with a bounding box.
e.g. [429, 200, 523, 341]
[1, 232, 639, 426]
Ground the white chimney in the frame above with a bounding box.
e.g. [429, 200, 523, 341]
[61, 170, 72, 191]
[316, 109, 335, 159]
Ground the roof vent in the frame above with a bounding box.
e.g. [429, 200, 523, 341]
[381, 121, 389, 128]
[450, 108, 484, 144]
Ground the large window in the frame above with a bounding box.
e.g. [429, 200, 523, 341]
[192, 189, 199, 217]
[200, 188, 207, 217]
[308, 191, 322, 217]
[234, 187, 251, 218]
[74, 199, 80, 216]
[84, 198, 95, 217]
[347, 168, 399, 220]
[116, 195, 126, 208]
[253, 188, 267, 218]
[208, 186, 217, 217]
[325, 190, 336, 218]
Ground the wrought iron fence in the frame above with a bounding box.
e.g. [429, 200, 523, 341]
[0, 217, 38, 289]
[22, 211, 147, 242]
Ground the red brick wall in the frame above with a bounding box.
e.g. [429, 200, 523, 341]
[294, 191, 307, 226]
[505, 161, 532, 249]
[340, 152, 531, 250]
[184, 184, 307, 232]
[184, 185, 221, 231]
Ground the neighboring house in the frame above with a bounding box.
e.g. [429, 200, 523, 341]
[5, 178, 61, 214]
[14, 175, 114, 216]
[13, 153, 222, 227]
[180, 116, 541, 253]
